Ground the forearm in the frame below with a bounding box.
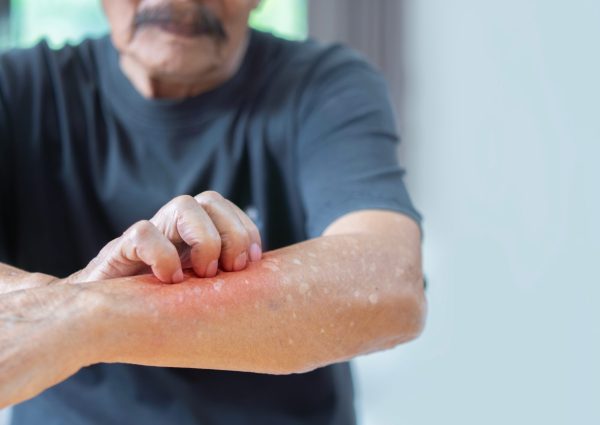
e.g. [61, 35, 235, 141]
[86, 233, 426, 374]
[0, 262, 57, 294]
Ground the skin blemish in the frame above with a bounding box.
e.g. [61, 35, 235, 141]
[369, 293, 379, 305]
[298, 283, 310, 295]
[262, 262, 280, 272]
[212, 279, 224, 292]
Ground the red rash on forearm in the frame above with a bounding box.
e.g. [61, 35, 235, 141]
[84, 233, 425, 374]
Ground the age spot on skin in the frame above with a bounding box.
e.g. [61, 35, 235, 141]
[262, 262, 280, 272]
[212, 279, 224, 292]
[298, 283, 310, 295]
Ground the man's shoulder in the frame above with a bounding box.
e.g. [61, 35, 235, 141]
[0, 36, 108, 103]
[253, 30, 374, 83]
[249, 30, 382, 112]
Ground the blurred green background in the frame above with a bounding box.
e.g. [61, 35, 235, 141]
[7, 0, 307, 48]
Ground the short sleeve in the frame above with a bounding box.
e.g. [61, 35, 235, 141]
[296, 47, 422, 239]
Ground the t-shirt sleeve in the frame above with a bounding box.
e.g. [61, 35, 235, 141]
[296, 47, 422, 239]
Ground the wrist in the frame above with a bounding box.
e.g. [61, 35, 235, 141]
[0, 264, 58, 293]
[50, 283, 115, 368]
[68, 278, 147, 365]
[25, 272, 59, 288]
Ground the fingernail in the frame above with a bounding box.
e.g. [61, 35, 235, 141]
[234, 252, 248, 271]
[172, 269, 184, 284]
[206, 260, 219, 277]
[249, 243, 262, 262]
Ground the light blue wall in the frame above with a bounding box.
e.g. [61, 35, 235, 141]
[354, 0, 600, 424]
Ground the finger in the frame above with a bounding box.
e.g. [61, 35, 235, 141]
[194, 191, 251, 272]
[118, 220, 183, 283]
[224, 199, 263, 262]
[151, 195, 221, 278]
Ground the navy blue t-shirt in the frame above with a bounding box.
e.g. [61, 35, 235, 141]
[0, 30, 422, 425]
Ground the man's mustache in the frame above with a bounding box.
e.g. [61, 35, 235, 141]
[134, 3, 227, 41]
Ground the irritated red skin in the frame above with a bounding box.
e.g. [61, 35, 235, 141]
[0, 211, 425, 408]
[83, 225, 425, 375]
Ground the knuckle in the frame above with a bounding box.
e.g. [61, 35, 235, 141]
[195, 190, 223, 205]
[171, 194, 197, 210]
[126, 220, 155, 241]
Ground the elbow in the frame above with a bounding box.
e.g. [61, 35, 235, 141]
[367, 270, 428, 354]
[391, 278, 425, 346]
[389, 273, 428, 345]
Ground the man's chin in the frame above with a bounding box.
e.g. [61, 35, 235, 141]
[128, 36, 219, 76]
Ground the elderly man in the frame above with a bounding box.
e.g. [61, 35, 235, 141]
[0, 1, 426, 424]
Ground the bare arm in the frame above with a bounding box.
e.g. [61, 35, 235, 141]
[0, 263, 57, 294]
[83, 211, 426, 374]
[0, 210, 425, 407]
